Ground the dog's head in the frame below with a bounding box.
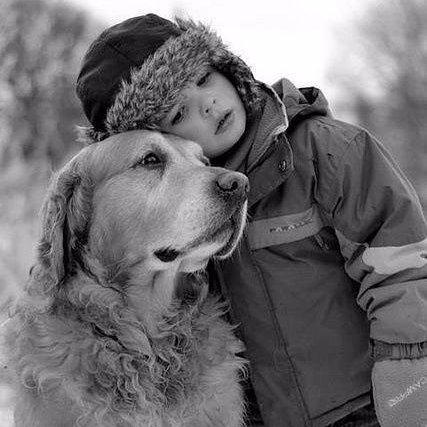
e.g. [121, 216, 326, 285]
[34, 130, 248, 295]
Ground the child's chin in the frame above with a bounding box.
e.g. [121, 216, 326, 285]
[215, 136, 241, 157]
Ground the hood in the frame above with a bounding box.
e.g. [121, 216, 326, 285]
[215, 78, 331, 174]
[272, 78, 331, 128]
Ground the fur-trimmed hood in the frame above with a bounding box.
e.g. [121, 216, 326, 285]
[76, 15, 262, 144]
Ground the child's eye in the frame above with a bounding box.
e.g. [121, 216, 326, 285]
[197, 71, 211, 86]
[171, 106, 185, 126]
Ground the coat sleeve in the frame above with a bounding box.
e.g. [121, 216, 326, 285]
[315, 127, 427, 355]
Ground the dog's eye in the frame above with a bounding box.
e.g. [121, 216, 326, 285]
[134, 152, 161, 168]
[154, 248, 180, 263]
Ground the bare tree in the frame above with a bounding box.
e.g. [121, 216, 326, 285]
[329, 0, 427, 209]
[0, 0, 102, 168]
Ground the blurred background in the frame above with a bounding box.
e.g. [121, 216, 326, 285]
[0, 0, 426, 424]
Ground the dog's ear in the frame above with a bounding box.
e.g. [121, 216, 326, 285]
[32, 160, 92, 295]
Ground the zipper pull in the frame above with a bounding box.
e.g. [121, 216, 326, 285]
[314, 233, 330, 251]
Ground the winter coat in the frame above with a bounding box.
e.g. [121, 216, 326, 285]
[211, 78, 427, 427]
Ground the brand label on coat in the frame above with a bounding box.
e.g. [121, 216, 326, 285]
[247, 205, 324, 249]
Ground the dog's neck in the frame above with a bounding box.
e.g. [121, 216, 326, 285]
[125, 263, 184, 334]
[67, 254, 204, 336]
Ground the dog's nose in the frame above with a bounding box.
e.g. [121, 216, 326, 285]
[216, 171, 250, 197]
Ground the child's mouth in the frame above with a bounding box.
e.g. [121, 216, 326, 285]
[215, 110, 233, 135]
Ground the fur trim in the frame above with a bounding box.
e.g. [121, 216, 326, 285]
[76, 125, 110, 145]
[100, 18, 261, 141]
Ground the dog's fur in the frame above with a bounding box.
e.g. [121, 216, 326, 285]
[4, 130, 249, 426]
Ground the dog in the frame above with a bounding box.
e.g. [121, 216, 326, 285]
[4, 130, 249, 426]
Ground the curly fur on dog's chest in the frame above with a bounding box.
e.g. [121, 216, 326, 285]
[8, 279, 244, 426]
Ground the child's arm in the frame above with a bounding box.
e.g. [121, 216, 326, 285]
[315, 128, 427, 426]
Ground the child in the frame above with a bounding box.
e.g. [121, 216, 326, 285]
[76, 14, 427, 427]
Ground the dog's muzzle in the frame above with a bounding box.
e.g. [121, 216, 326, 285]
[215, 171, 250, 201]
[212, 170, 249, 259]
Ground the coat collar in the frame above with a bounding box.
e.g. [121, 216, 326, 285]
[214, 81, 294, 207]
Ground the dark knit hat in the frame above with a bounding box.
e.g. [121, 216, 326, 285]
[76, 14, 261, 143]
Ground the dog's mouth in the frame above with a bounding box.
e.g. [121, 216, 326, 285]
[209, 200, 247, 259]
[153, 200, 247, 266]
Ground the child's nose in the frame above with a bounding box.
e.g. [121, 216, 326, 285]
[200, 98, 216, 118]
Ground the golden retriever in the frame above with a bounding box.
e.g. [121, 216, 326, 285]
[4, 130, 248, 426]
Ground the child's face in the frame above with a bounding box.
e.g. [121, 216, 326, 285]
[159, 68, 246, 158]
